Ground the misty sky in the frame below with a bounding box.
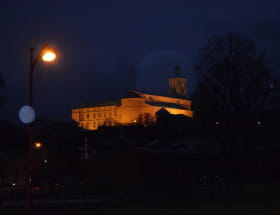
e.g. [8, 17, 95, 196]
[0, 0, 279, 122]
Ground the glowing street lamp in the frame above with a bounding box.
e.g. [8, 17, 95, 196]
[41, 48, 57, 62]
[26, 45, 57, 215]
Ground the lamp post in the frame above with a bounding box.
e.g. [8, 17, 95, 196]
[27, 46, 56, 215]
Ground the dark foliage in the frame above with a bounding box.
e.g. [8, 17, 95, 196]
[192, 33, 271, 126]
[0, 72, 4, 108]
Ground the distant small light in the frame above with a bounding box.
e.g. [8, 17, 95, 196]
[134, 120, 137, 123]
[12, 182, 16, 187]
[34, 142, 42, 149]
[257, 121, 261, 125]
[44, 159, 48, 163]
[216, 121, 219, 125]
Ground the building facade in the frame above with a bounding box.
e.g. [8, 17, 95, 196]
[72, 67, 193, 130]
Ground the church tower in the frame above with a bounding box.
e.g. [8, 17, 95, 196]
[168, 65, 187, 98]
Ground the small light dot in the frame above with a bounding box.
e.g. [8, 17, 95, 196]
[12, 182, 16, 186]
[257, 121, 261, 125]
[35, 142, 42, 148]
[216, 121, 219, 125]
[44, 160, 48, 163]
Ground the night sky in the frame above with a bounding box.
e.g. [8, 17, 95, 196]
[0, 0, 279, 122]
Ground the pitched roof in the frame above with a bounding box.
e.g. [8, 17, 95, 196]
[75, 100, 120, 108]
[123, 90, 142, 98]
[146, 101, 187, 110]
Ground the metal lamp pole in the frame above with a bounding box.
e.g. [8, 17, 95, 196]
[27, 46, 56, 215]
[27, 47, 34, 215]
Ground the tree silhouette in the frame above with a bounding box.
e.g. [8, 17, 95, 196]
[136, 113, 154, 127]
[0, 73, 4, 108]
[192, 33, 270, 126]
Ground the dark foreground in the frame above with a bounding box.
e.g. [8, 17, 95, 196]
[2, 199, 280, 215]
[1, 186, 280, 215]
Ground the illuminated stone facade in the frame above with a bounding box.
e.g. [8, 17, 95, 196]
[72, 67, 193, 130]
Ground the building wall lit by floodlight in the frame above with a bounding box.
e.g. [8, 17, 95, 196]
[72, 66, 193, 130]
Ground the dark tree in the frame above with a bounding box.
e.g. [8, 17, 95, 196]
[137, 113, 154, 127]
[0, 73, 4, 108]
[192, 33, 270, 126]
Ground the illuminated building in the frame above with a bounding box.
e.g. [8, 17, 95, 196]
[72, 66, 193, 130]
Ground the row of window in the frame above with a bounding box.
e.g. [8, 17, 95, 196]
[80, 120, 115, 129]
[80, 111, 116, 120]
[79, 106, 116, 112]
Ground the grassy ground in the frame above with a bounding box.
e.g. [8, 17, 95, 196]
[2, 199, 280, 215]
[2, 185, 280, 215]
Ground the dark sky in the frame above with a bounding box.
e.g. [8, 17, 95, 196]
[0, 0, 279, 122]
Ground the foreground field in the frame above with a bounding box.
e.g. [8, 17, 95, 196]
[2, 196, 280, 215]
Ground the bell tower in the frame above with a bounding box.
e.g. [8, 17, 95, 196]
[168, 65, 187, 98]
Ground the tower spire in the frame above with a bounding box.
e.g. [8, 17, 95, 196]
[174, 60, 180, 76]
